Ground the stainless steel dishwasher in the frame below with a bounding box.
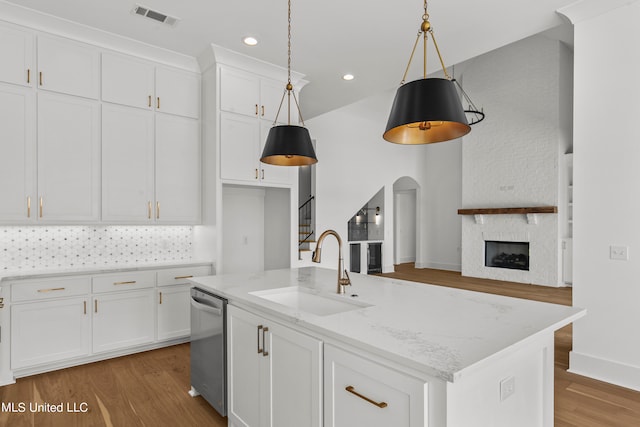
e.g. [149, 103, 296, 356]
[189, 287, 227, 417]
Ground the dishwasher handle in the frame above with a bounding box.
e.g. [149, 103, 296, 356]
[190, 296, 223, 317]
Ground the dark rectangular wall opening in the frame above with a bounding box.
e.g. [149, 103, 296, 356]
[485, 241, 530, 271]
[350, 243, 361, 273]
[367, 243, 382, 274]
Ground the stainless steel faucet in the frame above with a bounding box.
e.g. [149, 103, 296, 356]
[312, 229, 351, 294]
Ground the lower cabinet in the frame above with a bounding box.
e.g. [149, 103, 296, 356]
[157, 285, 191, 340]
[323, 344, 428, 427]
[92, 289, 156, 354]
[11, 296, 91, 369]
[227, 305, 323, 427]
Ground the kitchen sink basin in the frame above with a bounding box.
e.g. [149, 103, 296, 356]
[249, 286, 372, 316]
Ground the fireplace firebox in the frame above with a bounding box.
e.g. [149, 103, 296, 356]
[485, 241, 530, 271]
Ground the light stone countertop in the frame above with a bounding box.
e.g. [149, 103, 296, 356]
[190, 266, 585, 382]
[0, 260, 214, 282]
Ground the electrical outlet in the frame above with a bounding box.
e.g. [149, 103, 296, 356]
[610, 245, 629, 261]
[500, 376, 515, 402]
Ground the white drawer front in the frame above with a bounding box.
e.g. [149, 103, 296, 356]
[11, 276, 91, 302]
[92, 271, 155, 293]
[156, 265, 212, 287]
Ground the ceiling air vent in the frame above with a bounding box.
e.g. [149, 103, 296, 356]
[132, 5, 179, 27]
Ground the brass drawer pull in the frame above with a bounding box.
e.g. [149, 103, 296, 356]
[156, 201, 160, 219]
[113, 281, 137, 285]
[37, 287, 65, 293]
[255, 104, 258, 115]
[39, 196, 43, 218]
[159, 291, 163, 305]
[345, 386, 388, 408]
[261, 105, 265, 116]
[148, 201, 152, 219]
[174, 275, 193, 280]
[39, 71, 43, 86]
[27, 69, 30, 84]
[262, 327, 269, 357]
[148, 95, 152, 108]
[27, 196, 31, 218]
[95, 300, 98, 313]
[257, 325, 263, 354]
[84, 301, 87, 315]
[157, 97, 160, 109]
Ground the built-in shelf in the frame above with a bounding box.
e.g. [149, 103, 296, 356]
[458, 206, 558, 225]
[457, 206, 558, 215]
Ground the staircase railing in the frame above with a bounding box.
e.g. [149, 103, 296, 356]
[299, 195, 315, 247]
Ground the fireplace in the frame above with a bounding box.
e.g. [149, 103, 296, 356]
[485, 241, 530, 271]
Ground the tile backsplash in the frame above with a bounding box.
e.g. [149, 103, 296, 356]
[1, 226, 194, 271]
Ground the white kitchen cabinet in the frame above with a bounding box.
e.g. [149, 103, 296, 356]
[10, 276, 92, 370]
[0, 84, 36, 222]
[156, 66, 201, 119]
[102, 51, 155, 110]
[324, 344, 428, 427]
[155, 114, 202, 223]
[157, 285, 191, 340]
[37, 92, 100, 222]
[92, 289, 156, 354]
[0, 21, 35, 87]
[220, 112, 292, 186]
[227, 305, 322, 427]
[37, 34, 100, 99]
[102, 104, 155, 222]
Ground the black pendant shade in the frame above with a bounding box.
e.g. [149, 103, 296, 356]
[260, 125, 318, 166]
[383, 78, 471, 145]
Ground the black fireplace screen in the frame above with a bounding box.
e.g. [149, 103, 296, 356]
[485, 241, 530, 271]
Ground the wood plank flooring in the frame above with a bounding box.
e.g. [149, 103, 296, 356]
[380, 263, 640, 426]
[1, 264, 639, 426]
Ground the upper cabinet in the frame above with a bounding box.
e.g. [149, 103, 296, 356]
[0, 22, 35, 87]
[102, 52, 200, 119]
[37, 35, 100, 100]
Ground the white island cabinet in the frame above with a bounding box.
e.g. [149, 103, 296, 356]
[189, 267, 585, 427]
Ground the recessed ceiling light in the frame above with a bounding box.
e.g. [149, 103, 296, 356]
[243, 36, 258, 46]
[342, 74, 355, 81]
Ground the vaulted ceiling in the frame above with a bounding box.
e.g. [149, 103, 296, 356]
[4, 0, 576, 118]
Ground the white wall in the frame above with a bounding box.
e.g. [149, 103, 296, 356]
[307, 90, 463, 273]
[566, 0, 640, 391]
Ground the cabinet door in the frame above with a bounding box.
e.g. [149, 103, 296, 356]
[220, 112, 260, 183]
[92, 289, 155, 354]
[37, 92, 100, 222]
[157, 285, 191, 340]
[259, 120, 293, 186]
[0, 84, 36, 222]
[324, 344, 427, 427]
[102, 52, 155, 110]
[11, 297, 91, 369]
[259, 78, 286, 124]
[155, 114, 201, 223]
[0, 22, 34, 87]
[102, 104, 155, 222]
[155, 66, 200, 119]
[37, 35, 100, 99]
[220, 67, 260, 117]
[266, 320, 323, 427]
[228, 305, 264, 427]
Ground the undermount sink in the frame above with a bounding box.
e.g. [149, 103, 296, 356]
[249, 286, 372, 316]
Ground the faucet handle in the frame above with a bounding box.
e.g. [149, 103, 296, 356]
[341, 269, 352, 286]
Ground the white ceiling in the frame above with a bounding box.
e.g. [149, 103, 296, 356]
[4, 0, 576, 118]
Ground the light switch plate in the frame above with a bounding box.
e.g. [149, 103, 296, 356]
[500, 376, 515, 401]
[610, 245, 629, 261]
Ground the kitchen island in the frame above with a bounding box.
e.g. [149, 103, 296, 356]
[190, 267, 585, 427]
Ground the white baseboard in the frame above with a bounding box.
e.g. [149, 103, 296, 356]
[569, 350, 640, 391]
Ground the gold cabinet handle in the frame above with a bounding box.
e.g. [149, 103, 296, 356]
[148, 201, 152, 219]
[261, 169, 265, 180]
[0, 297, 4, 309]
[37, 287, 65, 293]
[27, 69, 30, 84]
[157, 97, 160, 109]
[257, 325, 263, 354]
[84, 301, 87, 315]
[94, 300, 98, 313]
[345, 386, 388, 408]
[27, 196, 31, 218]
[113, 281, 136, 285]
[261, 105, 265, 117]
[148, 95, 152, 108]
[255, 168, 259, 180]
[262, 327, 269, 357]
[39, 71, 43, 86]
[255, 104, 258, 115]
[174, 275, 193, 280]
[156, 201, 160, 219]
[159, 291, 163, 305]
[39, 196, 43, 218]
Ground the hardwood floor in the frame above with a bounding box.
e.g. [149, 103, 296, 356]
[2, 264, 639, 426]
[380, 263, 640, 426]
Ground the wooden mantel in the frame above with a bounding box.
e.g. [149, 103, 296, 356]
[457, 206, 558, 215]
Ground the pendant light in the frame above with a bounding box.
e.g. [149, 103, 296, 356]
[260, 0, 317, 166]
[383, 0, 470, 145]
